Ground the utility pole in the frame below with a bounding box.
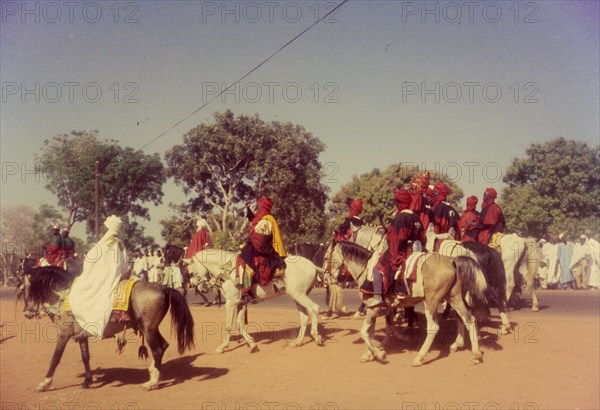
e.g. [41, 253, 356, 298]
[95, 161, 100, 240]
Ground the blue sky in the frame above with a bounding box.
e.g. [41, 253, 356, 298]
[1, 0, 599, 242]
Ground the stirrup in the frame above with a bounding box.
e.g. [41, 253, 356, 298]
[366, 295, 384, 308]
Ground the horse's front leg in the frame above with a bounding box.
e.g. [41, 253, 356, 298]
[215, 300, 237, 354]
[530, 289, 540, 312]
[78, 338, 93, 388]
[237, 304, 257, 352]
[412, 302, 439, 367]
[359, 307, 385, 362]
[37, 323, 72, 391]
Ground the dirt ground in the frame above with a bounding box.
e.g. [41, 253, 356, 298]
[1, 289, 598, 410]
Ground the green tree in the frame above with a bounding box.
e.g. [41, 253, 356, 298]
[37, 130, 166, 243]
[502, 137, 600, 237]
[165, 110, 329, 248]
[329, 164, 463, 232]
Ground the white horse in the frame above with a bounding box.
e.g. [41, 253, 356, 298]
[188, 249, 323, 353]
[498, 234, 540, 311]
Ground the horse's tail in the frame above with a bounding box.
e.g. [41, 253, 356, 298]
[454, 256, 488, 303]
[164, 288, 195, 354]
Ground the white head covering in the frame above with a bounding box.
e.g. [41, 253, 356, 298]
[104, 215, 122, 233]
[196, 218, 207, 229]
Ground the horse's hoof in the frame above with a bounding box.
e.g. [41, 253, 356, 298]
[532, 305, 539, 312]
[500, 326, 511, 335]
[314, 336, 324, 346]
[142, 382, 157, 390]
[249, 343, 258, 352]
[450, 345, 459, 353]
[288, 341, 301, 348]
[375, 350, 386, 361]
[36, 378, 52, 392]
[215, 347, 225, 354]
[81, 378, 92, 389]
[360, 352, 374, 363]
[412, 358, 423, 367]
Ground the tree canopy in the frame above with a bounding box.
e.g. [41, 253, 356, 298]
[164, 110, 329, 249]
[502, 137, 600, 237]
[37, 130, 166, 241]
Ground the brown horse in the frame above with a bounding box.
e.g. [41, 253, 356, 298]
[18, 266, 195, 391]
[333, 240, 488, 366]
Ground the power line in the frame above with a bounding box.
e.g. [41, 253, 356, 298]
[138, 0, 349, 151]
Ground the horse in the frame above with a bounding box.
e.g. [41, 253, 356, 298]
[331, 237, 488, 366]
[18, 265, 195, 391]
[188, 248, 323, 353]
[426, 233, 512, 334]
[497, 234, 540, 311]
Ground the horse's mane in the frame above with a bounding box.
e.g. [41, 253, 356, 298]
[27, 266, 77, 305]
[337, 241, 373, 267]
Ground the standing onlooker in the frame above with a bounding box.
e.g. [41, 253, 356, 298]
[541, 235, 560, 289]
[132, 251, 148, 281]
[557, 233, 574, 290]
[586, 230, 600, 289]
[571, 234, 592, 289]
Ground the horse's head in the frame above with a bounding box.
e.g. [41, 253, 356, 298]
[18, 266, 75, 320]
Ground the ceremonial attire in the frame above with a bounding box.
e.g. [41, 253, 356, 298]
[240, 197, 287, 287]
[430, 182, 459, 237]
[334, 198, 364, 242]
[458, 196, 480, 243]
[46, 231, 66, 267]
[477, 188, 505, 246]
[185, 225, 211, 259]
[69, 216, 127, 338]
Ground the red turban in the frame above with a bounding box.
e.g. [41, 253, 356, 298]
[484, 188, 497, 199]
[410, 171, 430, 194]
[395, 188, 412, 210]
[434, 182, 449, 197]
[349, 198, 363, 218]
[466, 195, 478, 212]
[257, 197, 273, 213]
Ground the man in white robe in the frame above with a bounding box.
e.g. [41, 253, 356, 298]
[585, 232, 599, 289]
[69, 215, 128, 339]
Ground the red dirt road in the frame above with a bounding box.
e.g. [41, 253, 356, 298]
[1, 289, 598, 410]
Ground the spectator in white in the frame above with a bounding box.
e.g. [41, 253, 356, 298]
[585, 230, 600, 289]
[557, 233, 574, 290]
[148, 249, 158, 282]
[541, 235, 560, 289]
[154, 250, 165, 283]
[171, 262, 183, 289]
[70, 215, 128, 340]
[571, 234, 593, 290]
[132, 251, 148, 281]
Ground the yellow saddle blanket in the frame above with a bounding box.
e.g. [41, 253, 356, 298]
[489, 233, 504, 252]
[64, 278, 138, 312]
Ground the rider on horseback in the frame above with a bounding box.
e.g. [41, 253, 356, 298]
[368, 188, 425, 308]
[239, 197, 287, 296]
[429, 181, 459, 239]
[458, 195, 480, 243]
[477, 188, 505, 246]
[334, 198, 364, 242]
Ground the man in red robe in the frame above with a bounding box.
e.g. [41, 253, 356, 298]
[458, 196, 480, 243]
[368, 188, 425, 307]
[240, 197, 287, 291]
[430, 181, 459, 238]
[185, 218, 211, 259]
[477, 188, 505, 245]
[334, 198, 364, 242]
[45, 225, 66, 267]
[409, 171, 432, 232]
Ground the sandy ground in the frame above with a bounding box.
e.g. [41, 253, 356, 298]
[1, 289, 598, 410]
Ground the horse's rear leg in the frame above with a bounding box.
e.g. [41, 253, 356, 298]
[141, 328, 168, 390]
[359, 307, 385, 362]
[412, 302, 439, 367]
[451, 299, 483, 365]
[237, 304, 257, 352]
[37, 326, 71, 391]
[78, 338, 93, 388]
[292, 293, 322, 346]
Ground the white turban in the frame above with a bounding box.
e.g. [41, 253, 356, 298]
[196, 218, 207, 229]
[104, 215, 122, 233]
